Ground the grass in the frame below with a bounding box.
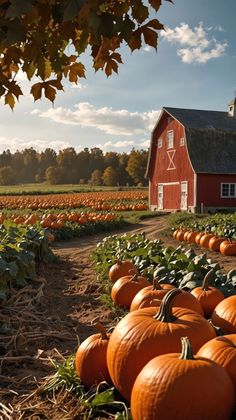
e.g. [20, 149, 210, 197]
[0, 183, 148, 195]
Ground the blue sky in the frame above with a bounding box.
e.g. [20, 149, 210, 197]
[0, 0, 235, 153]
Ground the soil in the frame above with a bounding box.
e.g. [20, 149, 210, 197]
[0, 214, 235, 419]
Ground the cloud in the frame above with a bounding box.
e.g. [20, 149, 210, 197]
[161, 22, 227, 64]
[0, 137, 73, 153]
[32, 102, 161, 136]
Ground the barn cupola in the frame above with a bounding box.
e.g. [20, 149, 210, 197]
[228, 96, 236, 117]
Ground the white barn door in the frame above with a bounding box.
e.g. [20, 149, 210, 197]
[180, 181, 188, 210]
[157, 184, 163, 210]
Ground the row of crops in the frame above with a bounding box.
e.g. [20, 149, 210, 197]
[42, 232, 236, 419]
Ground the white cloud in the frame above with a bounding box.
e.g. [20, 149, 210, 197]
[32, 103, 161, 136]
[0, 137, 72, 153]
[161, 22, 227, 64]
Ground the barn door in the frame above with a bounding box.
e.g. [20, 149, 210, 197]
[157, 184, 163, 210]
[180, 181, 188, 210]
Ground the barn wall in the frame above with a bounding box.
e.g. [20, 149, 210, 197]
[149, 113, 195, 210]
[197, 173, 236, 209]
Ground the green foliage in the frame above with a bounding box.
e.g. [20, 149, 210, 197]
[0, 0, 173, 106]
[0, 220, 55, 300]
[172, 212, 236, 241]
[44, 355, 131, 419]
[91, 233, 236, 298]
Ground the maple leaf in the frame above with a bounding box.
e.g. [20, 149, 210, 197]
[30, 82, 43, 101]
[44, 82, 56, 103]
[4, 92, 15, 110]
[68, 62, 86, 83]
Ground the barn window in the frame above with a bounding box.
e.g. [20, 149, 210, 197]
[157, 138, 162, 148]
[167, 131, 174, 149]
[221, 183, 236, 198]
[180, 137, 185, 146]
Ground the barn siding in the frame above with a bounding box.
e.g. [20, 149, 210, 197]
[149, 112, 195, 210]
[197, 174, 236, 208]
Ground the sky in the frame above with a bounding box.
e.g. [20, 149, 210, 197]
[0, 0, 236, 154]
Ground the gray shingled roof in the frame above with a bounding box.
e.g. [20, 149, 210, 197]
[146, 107, 236, 176]
[186, 128, 236, 174]
[164, 107, 236, 131]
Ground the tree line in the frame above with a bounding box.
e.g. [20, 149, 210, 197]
[0, 147, 148, 186]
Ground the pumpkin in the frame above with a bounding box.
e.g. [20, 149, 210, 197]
[108, 260, 138, 283]
[130, 278, 175, 312]
[208, 236, 227, 252]
[130, 282, 203, 315]
[176, 229, 188, 241]
[220, 240, 236, 256]
[131, 337, 235, 420]
[197, 334, 236, 397]
[186, 230, 199, 243]
[199, 233, 215, 248]
[75, 323, 111, 388]
[183, 230, 190, 241]
[211, 295, 236, 334]
[111, 272, 149, 309]
[191, 269, 225, 318]
[107, 289, 216, 401]
[195, 231, 205, 245]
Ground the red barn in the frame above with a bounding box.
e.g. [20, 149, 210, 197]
[146, 99, 236, 213]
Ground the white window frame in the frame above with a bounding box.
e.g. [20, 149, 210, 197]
[157, 138, 163, 148]
[221, 183, 236, 198]
[180, 137, 185, 147]
[167, 130, 174, 149]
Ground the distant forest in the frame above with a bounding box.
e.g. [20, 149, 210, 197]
[0, 147, 148, 186]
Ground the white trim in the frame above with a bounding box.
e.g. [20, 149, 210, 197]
[157, 183, 164, 210]
[158, 182, 180, 186]
[180, 181, 188, 210]
[148, 179, 151, 208]
[167, 149, 176, 170]
[194, 173, 197, 208]
[220, 182, 236, 198]
[167, 130, 174, 149]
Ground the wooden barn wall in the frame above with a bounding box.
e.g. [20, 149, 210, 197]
[149, 113, 195, 209]
[197, 174, 236, 207]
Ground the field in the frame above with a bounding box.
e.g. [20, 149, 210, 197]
[0, 192, 236, 419]
[0, 183, 148, 195]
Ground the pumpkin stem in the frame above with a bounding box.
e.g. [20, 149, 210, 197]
[153, 277, 161, 290]
[92, 322, 109, 340]
[153, 288, 182, 322]
[202, 269, 214, 291]
[179, 337, 195, 360]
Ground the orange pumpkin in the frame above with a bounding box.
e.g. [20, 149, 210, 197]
[176, 229, 188, 241]
[107, 289, 216, 401]
[108, 260, 138, 283]
[186, 230, 199, 243]
[211, 295, 236, 334]
[195, 231, 205, 245]
[191, 270, 225, 318]
[131, 337, 235, 420]
[220, 240, 236, 256]
[208, 236, 227, 252]
[130, 278, 175, 312]
[200, 233, 215, 248]
[75, 323, 111, 388]
[111, 273, 149, 309]
[197, 334, 236, 397]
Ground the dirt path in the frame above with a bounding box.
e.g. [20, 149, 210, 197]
[1, 215, 235, 418]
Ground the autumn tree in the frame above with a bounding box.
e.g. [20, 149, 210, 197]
[57, 147, 78, 183]
[45, 166, 63, 185]
[0, 0, 172, 108]
[126, 149, 148, 185]
[102, 166, 118, 186]
[37, 148, 57, 181]
[0, 166, 15, 185]
[91, 169, 102, 186]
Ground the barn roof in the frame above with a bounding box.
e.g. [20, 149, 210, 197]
[146, 107, 236, 177]
[164, 107, 236, 131]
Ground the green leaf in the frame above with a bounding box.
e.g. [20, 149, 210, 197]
[91, 388, 115, 407]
